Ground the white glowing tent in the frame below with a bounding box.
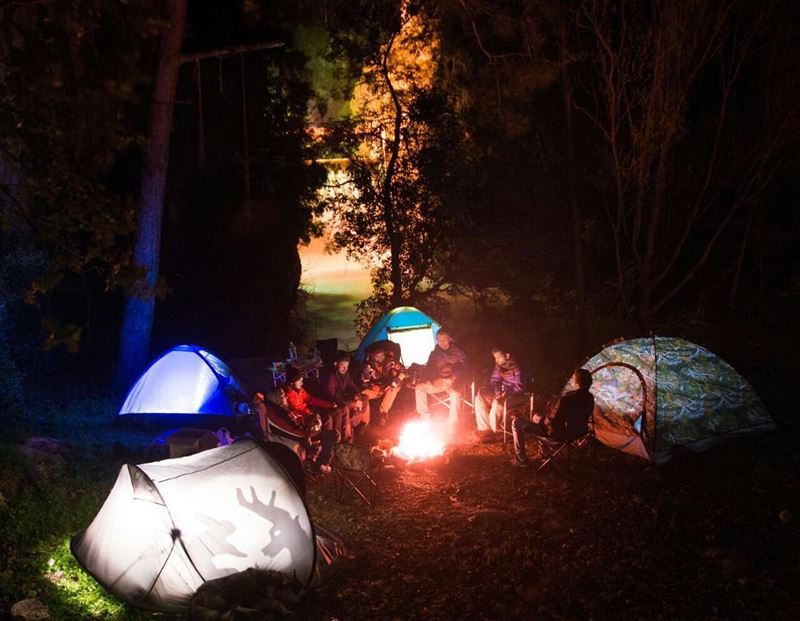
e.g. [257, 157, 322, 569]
[71, 441, 316, 612]
[118, 345, 248, 418]
[356, 306, 440, 366]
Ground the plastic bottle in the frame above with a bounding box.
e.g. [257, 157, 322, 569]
[288, 341, 297, 362]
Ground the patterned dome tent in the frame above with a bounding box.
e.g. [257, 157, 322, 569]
[566, 337, 775, 463]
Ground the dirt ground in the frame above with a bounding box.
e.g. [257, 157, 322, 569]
[298, 428, 800, 621]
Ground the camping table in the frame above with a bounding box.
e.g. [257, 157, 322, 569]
[268, 359, 322, 385]
[268, 362, 288, 385]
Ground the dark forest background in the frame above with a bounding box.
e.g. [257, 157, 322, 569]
[1, 0, 799, 415]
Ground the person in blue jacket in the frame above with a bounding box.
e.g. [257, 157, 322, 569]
[474, 347, 525, 440]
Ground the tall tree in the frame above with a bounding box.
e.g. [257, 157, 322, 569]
[116, 0, 187, 390]
[432, 0, 799, 333]
[577, 0, 797, 328]
[116, 1, 285, 388]
[448, 0, 590, 343]
[323, 2, 460, 329]
[434, 1, 582, 315]
[1, 0, 149, 352]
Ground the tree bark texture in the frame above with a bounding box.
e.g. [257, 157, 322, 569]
[558, 6, 587, 349]
[116, 0, 187, 390]
[380, 35, 405, 308]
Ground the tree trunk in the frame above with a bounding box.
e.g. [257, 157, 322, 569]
[729, 203, 755, 315]
[558, 8, 587, 350]
[240, 53, 252, 220]
[115, 0, 187, 391]
[639, 276, 652, 332]
[380, 36, 404, 307]
[195, 60, 205, 168]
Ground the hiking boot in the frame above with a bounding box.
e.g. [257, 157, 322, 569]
[510, 456, 530, 468]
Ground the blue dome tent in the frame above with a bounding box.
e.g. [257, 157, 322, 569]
[119, 345, 248, 421]
[356, 306, 440, 366]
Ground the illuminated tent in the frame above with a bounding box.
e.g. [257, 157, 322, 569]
[363, 339, 402, 360]
[119, 345, 248, 419]
[71, 440, 316, 612]
[356, 306, 440, 366]
[567, 336, 775, 463]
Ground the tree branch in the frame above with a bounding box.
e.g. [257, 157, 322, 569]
[180, 41, 283, 65]
[651, 147, 778, 316]
[0, 0, 48, 11]
[456, 0, 531, 60]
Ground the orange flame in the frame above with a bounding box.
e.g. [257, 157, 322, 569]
[391, 420, 445, 462]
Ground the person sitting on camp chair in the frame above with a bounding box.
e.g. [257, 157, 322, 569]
[474, 347, 525, 442]
[251, 391, 270, 441]
[282, 366, 339, 474]
[323, 351, 367, 441]
[360, 343, 407, 427]
[414, 329, 468, 437]
[511, 368, 594, 468]
[257, 388, 322, 470]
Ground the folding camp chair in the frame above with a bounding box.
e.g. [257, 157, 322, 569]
[536, 422, 596, 471]
[461, 379, 476, 413]
[333, 443, 381, 507]
[426, 379, 475, 430]
[262, 402, 308, 462]
[493, 379, 535, 443]
[427, 380, 474, 409]
[500, 392, 536, 444]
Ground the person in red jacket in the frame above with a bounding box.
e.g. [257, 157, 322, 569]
[282, 366, 340, 473]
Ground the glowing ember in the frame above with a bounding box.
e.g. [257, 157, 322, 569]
[391, 420, 445, 462]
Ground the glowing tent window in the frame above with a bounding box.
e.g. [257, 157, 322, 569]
[388, 326, 435, 366]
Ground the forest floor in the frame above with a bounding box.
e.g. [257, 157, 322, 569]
[301, 426, 800, 620]
[1, 403, 799, 621]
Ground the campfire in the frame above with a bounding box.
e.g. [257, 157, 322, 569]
[390, 420, 446, 463]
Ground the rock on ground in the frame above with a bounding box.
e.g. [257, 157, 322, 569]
[18, 437, 67, 480]
[10, 598, 50, 621]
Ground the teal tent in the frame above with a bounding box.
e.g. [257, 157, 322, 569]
[356, 307, 440, 366]
[566, 337, 775, 463]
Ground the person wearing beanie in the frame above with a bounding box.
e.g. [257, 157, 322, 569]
[360, 343, 407, 427]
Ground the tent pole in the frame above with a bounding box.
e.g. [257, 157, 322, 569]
[652, 334, 657, 459]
